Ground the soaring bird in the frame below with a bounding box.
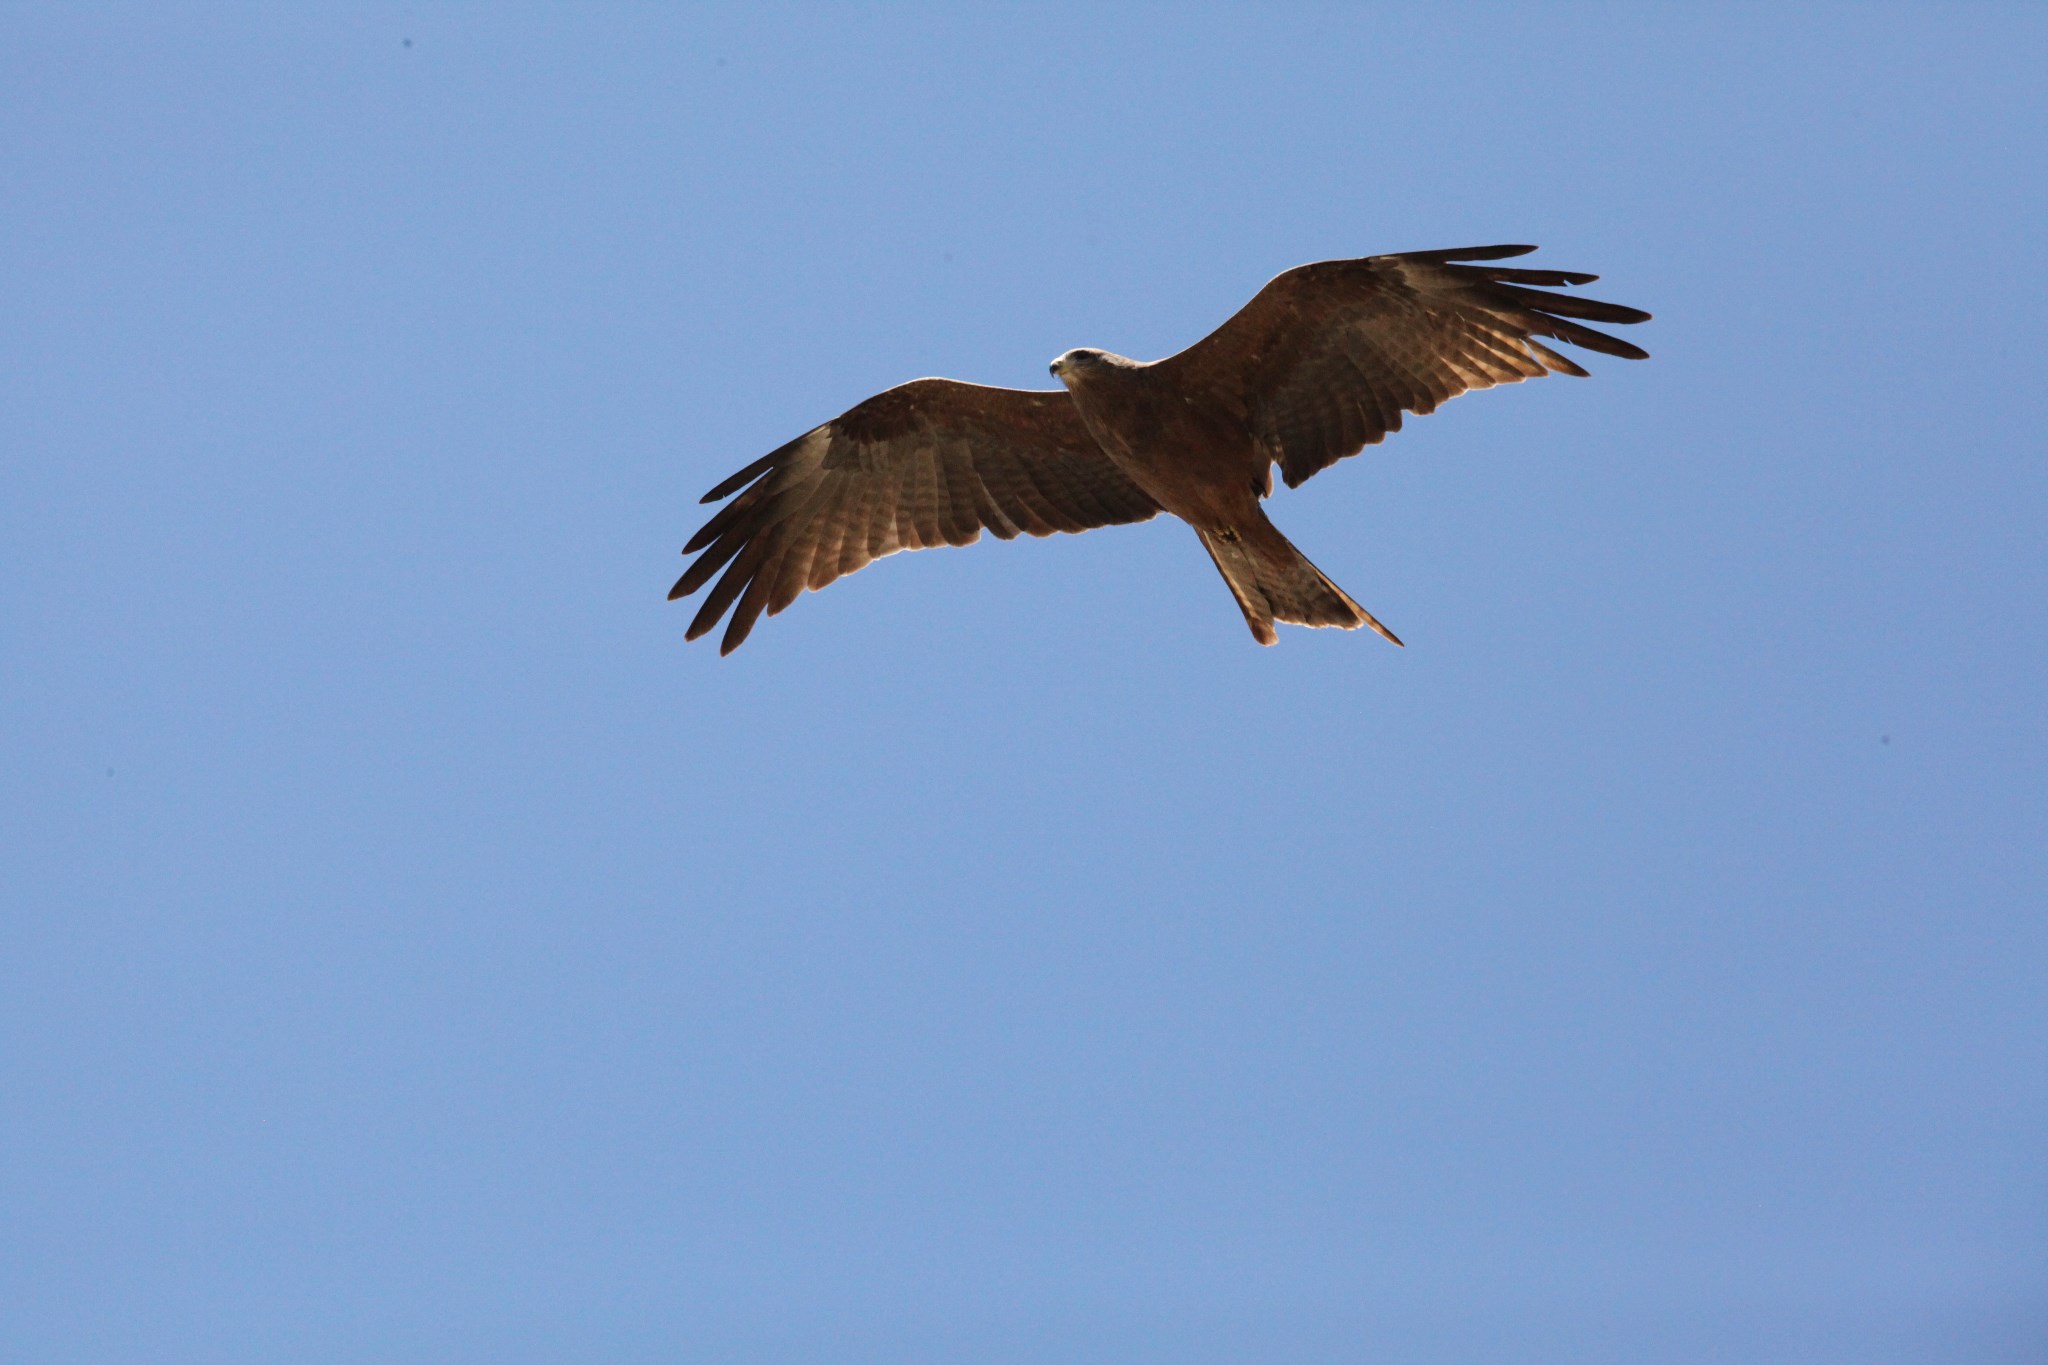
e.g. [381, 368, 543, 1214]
[671, 245, 1648, 653]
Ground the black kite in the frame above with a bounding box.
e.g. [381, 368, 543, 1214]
[672, 245, 1648, 653]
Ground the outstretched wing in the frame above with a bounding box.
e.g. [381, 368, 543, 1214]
[672, 378, 1160, 653]
[1154, 245, 1651, 490]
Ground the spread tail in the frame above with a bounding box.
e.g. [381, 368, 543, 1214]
[1196, 513, 1402, 648]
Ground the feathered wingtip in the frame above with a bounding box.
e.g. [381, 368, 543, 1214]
[1405, 245, 1654, 362]
[698, 433, 805, 503]
[700, 453, 773, 503]
[1398, 244, 1540, 263]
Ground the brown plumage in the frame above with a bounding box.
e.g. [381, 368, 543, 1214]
[672, 245, 1649, 653]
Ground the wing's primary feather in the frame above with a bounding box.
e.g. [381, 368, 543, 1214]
[1156, 246, 1651, 489]
[672, 378, 1160, 653]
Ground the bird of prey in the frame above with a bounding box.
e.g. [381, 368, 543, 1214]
[671, 245, 1648, 653]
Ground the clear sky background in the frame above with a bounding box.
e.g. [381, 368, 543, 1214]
[4, 5, 2045, 1363]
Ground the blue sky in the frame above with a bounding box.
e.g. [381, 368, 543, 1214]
[4, 5, 2044, 1362]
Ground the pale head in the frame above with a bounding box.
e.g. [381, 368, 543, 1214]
[1048, 348, 1136, 386]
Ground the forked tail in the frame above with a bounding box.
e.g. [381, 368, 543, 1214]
[1196, 512, 1402, 647]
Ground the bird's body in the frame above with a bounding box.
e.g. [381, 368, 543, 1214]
[1050, 346, 1382, 644]
[672, 246, 1649, 653]
[1053, 348, 1255, 522]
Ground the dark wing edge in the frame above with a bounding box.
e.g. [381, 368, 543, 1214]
[670, 378, 1160, 654]
[1160, 245, 1651, 490]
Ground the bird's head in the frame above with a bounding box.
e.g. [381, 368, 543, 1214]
[1048, 348, 1130, 386]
